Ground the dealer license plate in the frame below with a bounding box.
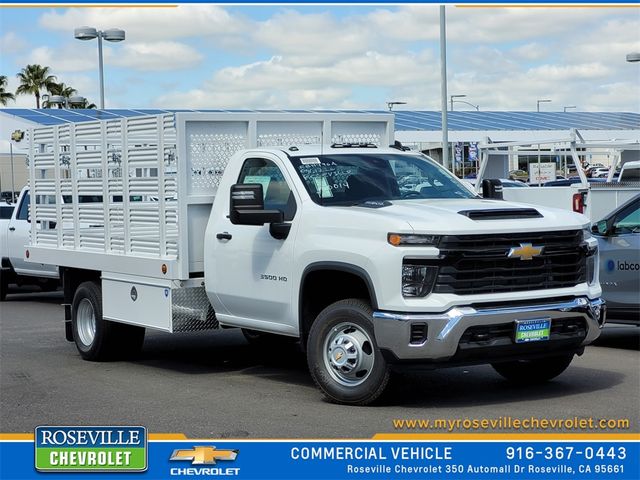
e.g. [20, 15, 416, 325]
[514, 318, 551, 344]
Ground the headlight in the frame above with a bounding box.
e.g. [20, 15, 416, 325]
[402, 261, 438, 297]
[583, 229, 598, 286]
[389, 233, 440, 247]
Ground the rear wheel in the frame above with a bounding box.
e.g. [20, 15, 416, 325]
[71, 281, 144, 361]
[307, 298, 390, 405]
[491, 354, 575, 383]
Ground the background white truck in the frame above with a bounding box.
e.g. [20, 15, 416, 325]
[0, 186, 59, 300]
[22, 112, 605, 405]
[476, 133, 640, 222]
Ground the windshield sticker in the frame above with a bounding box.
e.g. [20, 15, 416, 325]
[301, 157, 321, 165]
[313, 177, 334, 198]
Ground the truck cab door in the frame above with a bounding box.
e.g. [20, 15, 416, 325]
[7, 190, 57, 277]
[597, 198, 640, 316]
[208, 155, 300, 334]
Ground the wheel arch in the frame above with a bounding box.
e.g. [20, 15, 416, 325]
[298, 262, 378, 346]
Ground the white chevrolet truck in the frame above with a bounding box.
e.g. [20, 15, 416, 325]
[21, 112, 605, 405]
[0, 186, 59, 300]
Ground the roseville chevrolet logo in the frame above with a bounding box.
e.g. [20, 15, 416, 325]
[170, 446, 238, 465]
[507, 243, 543, 261]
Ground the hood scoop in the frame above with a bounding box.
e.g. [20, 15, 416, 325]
[458, 208, 543, 220]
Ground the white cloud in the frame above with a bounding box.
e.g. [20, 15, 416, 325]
[39, 6, 248, 42]
[253, 10, 376, 66]
[27, 5, 640, 112]
[26, 44, 96, 73]
[0, 32, 28, 53]
[108, 42, 203, 71]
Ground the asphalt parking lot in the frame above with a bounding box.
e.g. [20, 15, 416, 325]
[1, 288, 638, 438]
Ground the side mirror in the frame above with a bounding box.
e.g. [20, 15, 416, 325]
[229, 183, 284, 226]
[482, 179, 503, 200]
[593, 220, 608, 236]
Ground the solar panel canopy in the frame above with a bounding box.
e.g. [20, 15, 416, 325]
[1, 108, 638, 132]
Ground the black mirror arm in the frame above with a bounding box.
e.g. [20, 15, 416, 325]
[269, 222, 291, 240]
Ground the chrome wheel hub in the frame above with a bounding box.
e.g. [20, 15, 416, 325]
[76, 298, 96, 347]
[324, 322, 375, 387]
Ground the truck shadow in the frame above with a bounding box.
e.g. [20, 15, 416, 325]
[592, 324, 640, 351]
[134, 330, 629, 407]
[3, 288, 63, 304]
[134, 329, 312, 387]
[386, 365, 626, 408]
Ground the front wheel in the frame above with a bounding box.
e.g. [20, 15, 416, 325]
[491, 354, 575, 383]
[307, 299, 390, 405]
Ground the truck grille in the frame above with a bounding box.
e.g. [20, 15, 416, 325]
[432, 230, 586, 295]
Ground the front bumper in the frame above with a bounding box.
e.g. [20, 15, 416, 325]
[372, 297, 606, 362]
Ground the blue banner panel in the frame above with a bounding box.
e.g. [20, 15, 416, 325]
[1, 437, 638, 480]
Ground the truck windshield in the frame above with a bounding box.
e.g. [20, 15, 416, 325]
[289, 153, 476, 206]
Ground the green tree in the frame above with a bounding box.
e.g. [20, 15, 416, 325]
[69, 98, 97, 109]
[0, 75, 15, 105]
[15, 64, 57, 108]
[44, 82, 78, 108]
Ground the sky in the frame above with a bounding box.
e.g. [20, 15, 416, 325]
[0, 5, 639, 112]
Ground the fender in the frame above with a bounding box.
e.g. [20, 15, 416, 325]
[298, 261, 379, 337]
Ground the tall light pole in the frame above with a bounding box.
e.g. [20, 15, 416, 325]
[439, 6, 449, 170]
[563, 106, 577, 112]
[537, 99, 552, 112]
[74, 26, 125, 109]
[452, 99, 480, 111]
[387, 101, 407, 111]
[450, 94, 466, 111]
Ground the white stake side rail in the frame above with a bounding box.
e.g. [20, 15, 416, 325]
[26, 112, 394, 281]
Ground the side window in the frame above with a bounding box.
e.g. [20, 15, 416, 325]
[238, 158, 297, 221]
[17, 192, 30, 221]
[613, 202, 640, 234]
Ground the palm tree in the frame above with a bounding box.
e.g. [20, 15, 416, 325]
[15, 64, 57, 108]
[0, 75, 15, 105]
[44, 82, 78, 108]
[69, 98, 97, 109]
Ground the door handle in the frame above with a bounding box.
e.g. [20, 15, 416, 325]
[8, 227, 15, 232]
[216, 232, 232, 241]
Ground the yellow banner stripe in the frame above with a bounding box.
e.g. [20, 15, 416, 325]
[0, 4, 177, 8]
[374, 433, 640, 440]
[0, 433, 34, 440]
[457, 4, 639, 8]
[149, 433, 187, 440]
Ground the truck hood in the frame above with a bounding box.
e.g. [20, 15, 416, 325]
[349, 198, 588, 235]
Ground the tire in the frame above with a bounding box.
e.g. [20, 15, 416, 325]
[71, 281, 145, 361]
[491, 354, 575, 383]
[307, 298, 390, 406]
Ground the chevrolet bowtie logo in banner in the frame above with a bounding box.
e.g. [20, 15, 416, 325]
[170, 446, 239, 465]
[507, 243, 544, 261]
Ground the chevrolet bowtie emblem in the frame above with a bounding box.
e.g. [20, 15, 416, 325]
[507, 243, 543, 260]
[170, 446, 238, 465]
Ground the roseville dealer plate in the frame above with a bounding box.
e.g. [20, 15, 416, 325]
[514, 318, 551, 344]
